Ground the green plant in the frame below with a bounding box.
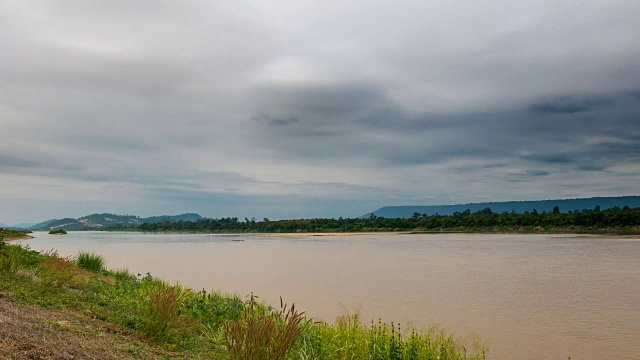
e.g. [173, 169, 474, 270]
[76, 251, 105, 273]
[225, 295, 308, 360]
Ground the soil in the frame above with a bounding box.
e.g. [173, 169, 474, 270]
[0, 293, 172, 360]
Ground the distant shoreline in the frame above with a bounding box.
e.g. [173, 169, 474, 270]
[30, 228, 640, 236]
[4, 235, 34, 241]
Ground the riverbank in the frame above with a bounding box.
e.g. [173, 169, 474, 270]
[0, 229, 34, 242]
[0, 243, 486, 359]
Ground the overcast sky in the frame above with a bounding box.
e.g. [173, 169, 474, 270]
[1, 0, 639, 224]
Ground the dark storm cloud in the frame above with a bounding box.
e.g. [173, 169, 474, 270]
[576, 164, 607, 172]
[519, 153, 576, 164]
[260, 116, 300, 126]
[528, 96, 615, 115]
[0, 154, 54, 170]
[250, 83, 640, 184]
[629, 91, 640, 100]
[525, 170, 552, 177]
[253, 83, 404, 129]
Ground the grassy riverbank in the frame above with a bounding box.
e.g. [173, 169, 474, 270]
[0, 229, 33, 241]
[0, 243, 486, 359]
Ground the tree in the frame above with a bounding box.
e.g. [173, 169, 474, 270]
[552, 206, 560, 214]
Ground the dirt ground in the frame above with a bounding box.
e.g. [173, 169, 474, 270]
[0, 292, 170, 360]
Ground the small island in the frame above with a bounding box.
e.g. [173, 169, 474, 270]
[48, 229, 67, 235]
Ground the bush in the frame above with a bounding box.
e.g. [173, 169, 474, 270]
[76, 251, 105, 273]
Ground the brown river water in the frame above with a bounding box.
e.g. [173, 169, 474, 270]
[23, 232, 640, 360]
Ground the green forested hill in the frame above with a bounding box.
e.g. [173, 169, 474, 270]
[366, 196, 640, 218]
[137, 205, 640, 234]
[30, 213, 204, 231]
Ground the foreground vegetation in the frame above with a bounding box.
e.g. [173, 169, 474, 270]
[0, 243, 486, 359]
[132, 206, 640, 234]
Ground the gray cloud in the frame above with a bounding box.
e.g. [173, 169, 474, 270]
[1, 0, 639, 223]
[528, 96, 614, 115]
[519, 153, 576, 164]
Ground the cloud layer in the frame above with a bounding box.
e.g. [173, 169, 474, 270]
[1, 0, 639, 223]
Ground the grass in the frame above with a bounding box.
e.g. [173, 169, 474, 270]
[76, 251, 105, 273]
[0, 243, 487, 359]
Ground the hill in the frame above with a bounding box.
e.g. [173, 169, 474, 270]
[365, 196, 640, 218]
[30, 213, 204, 231]
[28, 219, 58, 230]
[9, 223, 38, 229]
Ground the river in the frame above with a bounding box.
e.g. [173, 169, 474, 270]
[23, 232, 640, 360]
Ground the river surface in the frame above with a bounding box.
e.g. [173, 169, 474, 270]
[23, 232, 639, 360]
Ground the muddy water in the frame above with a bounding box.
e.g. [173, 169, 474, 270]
[24, 232, 640, 360]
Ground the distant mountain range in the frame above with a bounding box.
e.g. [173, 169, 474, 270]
[26, 213, 204, 231]
[365, 196, 640, 218]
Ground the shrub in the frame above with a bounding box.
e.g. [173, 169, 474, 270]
[76, 251, 105, 273]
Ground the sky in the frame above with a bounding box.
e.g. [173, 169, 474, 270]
[1, 0, 639, 224]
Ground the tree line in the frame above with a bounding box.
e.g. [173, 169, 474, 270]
[126, 206, 640, 233]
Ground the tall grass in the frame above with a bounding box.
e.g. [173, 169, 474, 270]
[138, 285, 199, 344]
[225, 295, 308, 360]
[76, 251, 105, 273]
[37, 250, 86, 291]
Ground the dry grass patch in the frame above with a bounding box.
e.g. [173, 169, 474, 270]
[0, 295, 177, 360]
